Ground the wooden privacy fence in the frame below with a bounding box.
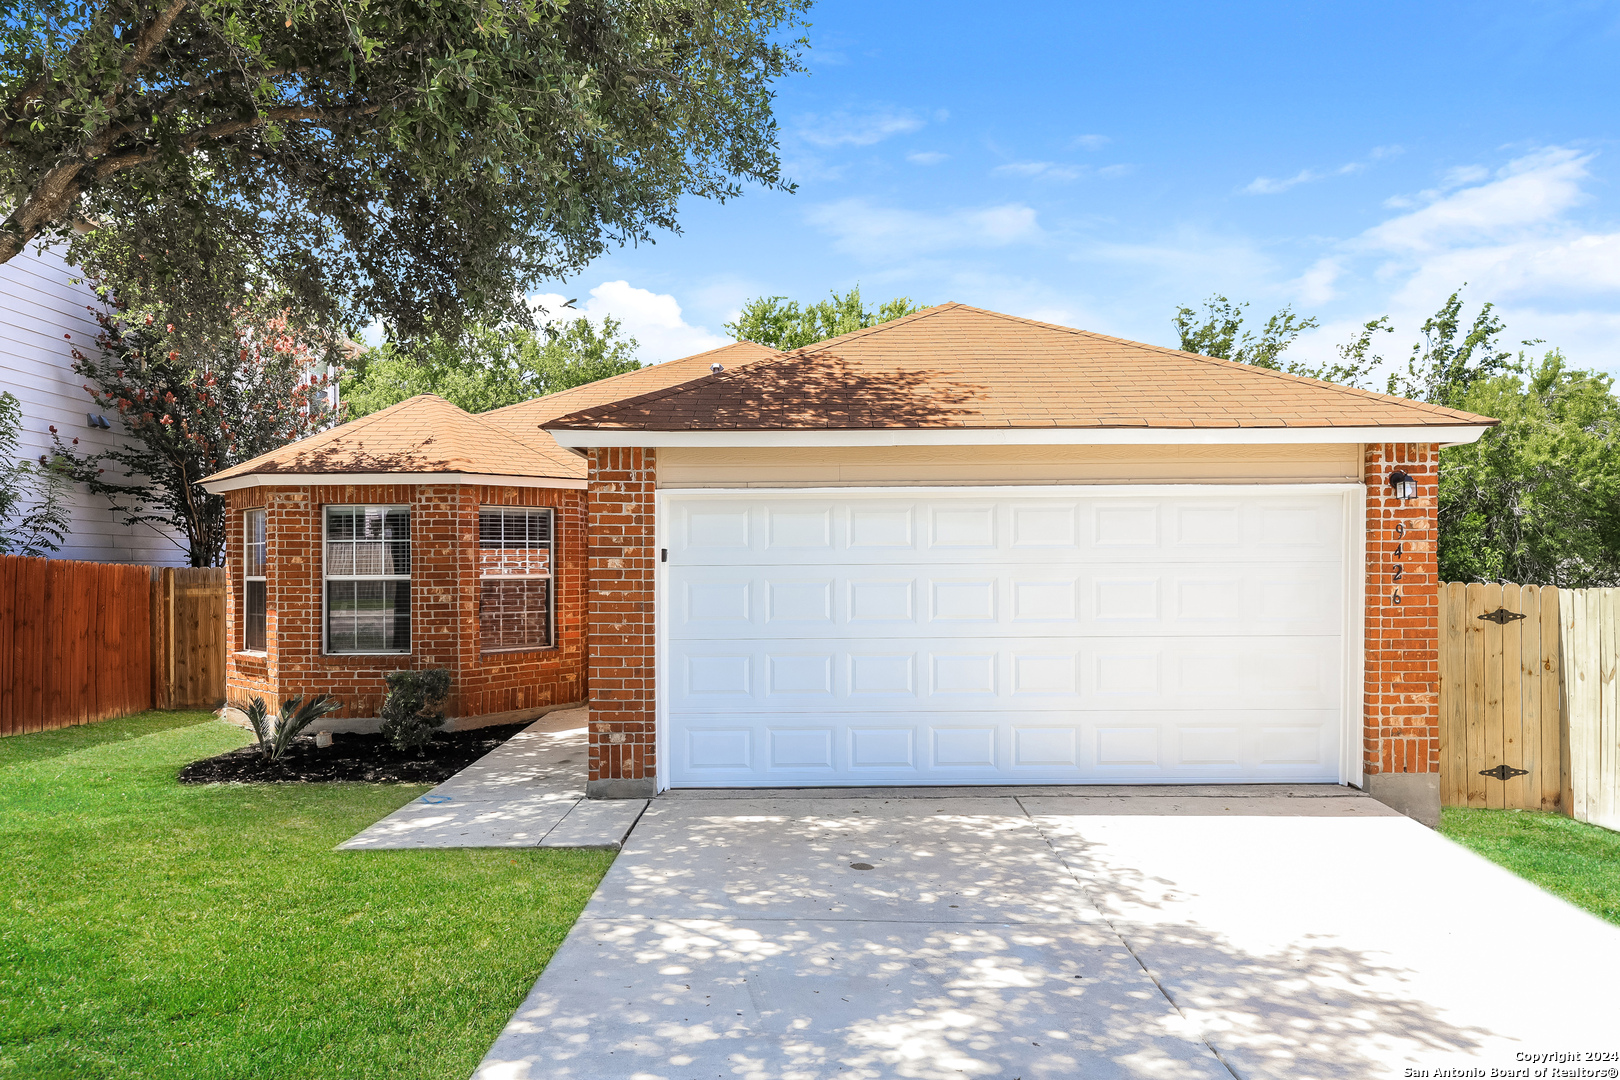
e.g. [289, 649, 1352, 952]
[1440, 582, 1620, 830]
[0, 554, 227, 737]
[1439, 583, 1564, 813]
[1561, 588, 1620, 832]
[0, 556, 155, 736]
[152, 567, 227, 710]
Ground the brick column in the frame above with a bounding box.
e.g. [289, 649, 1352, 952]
[584, 446, 657, 798]
[1363, 442, 1441, 825]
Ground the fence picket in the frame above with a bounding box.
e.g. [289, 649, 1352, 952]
[0, 554, 227, 736]
[1540, 588, 1563, 812]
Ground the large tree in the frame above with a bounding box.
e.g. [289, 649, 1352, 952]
[1172, 293, 1392, 389]
[343, 315, 641, 417]
[0, 0, 809, 344]
[725, 286, 922, 351]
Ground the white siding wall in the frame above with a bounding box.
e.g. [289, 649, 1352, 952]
[0, 246, 188, 565]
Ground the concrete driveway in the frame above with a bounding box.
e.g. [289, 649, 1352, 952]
[474, 787, 1620, 1080]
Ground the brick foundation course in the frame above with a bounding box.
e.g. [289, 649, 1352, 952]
[223, 482, 585, 723]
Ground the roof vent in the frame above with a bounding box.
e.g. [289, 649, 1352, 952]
[710, 362, 723, 373]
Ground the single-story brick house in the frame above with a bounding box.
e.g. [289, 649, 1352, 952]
[201, 304, 1495, 823]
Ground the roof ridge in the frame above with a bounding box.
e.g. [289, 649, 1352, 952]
[775, 302, 962, 357]
[482, 340, 782, 420]
[952, 305, 1490, 425]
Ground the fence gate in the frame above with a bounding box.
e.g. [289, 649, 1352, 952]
[1439, 583, 1564, 811]
[152, 567, 228, 710]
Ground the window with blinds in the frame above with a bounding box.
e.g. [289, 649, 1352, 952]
[324, 505, 410, 654]
[244, 508, 267, 652]
[478, 507, 554, 652]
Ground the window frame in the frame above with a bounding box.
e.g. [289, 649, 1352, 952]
[477, 506, 557, 654]
[242, 507, 267, 654]
[321, 503, 413, 656]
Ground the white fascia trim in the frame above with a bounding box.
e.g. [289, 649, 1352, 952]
[198, 472, 588, 494]
[550, 425, 1492, 449]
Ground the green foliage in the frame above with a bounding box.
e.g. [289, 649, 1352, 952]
[0, 710, 611, 1078]
[725, 287, 925, 351]
[0, 389, 72, 557]
[1172, 286, 1620, 587]
[0, 0, 809, 347]
[1438, 352, 1620, 586]
[379, 669, 452, 755]
[344, 316, 640, 418]
[1386, 290, 1515, 410]
[1173, 294, 1391, 388]
[247, 693, 345, 761]
[51, 305, 339, 566]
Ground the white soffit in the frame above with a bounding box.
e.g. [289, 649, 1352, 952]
[548, 425, 1493, 449]
[198, 472, 588, 494]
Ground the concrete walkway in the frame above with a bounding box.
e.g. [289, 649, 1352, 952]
[473, 786, 1620, 1079]
[337, 708, 644, 850]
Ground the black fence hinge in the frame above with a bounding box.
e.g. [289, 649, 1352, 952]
[1477, 608, 1527, 625]
[1479, 764, 1529, 781]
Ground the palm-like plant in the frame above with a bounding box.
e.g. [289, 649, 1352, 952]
[244, 694, 343, 762]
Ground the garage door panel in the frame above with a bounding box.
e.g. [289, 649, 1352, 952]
[665, 489, 1348, 786]
[669, 564, 1344, 637]
[670, 635, 1340, 711]
[669, 710, 1341, 783]
[668, 495, 1347, 566]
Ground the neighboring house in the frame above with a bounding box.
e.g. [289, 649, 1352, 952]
[0, 246, 188, 565]
[199, 306, 1497, 824]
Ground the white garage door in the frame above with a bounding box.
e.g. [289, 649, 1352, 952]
[661, 486, 1353, 787]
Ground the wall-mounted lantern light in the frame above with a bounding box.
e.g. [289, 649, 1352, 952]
[1388, 469, 1417, 501]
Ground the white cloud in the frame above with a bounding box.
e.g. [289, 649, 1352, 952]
[1244, 160, 1364, 195]
[1360, 147, 1591, 253]
[1291, 145, 1620, 372]
[529, 281, 727, 365]
[806, 199, 1042, 260]
[993, 161, 1088, 181]
[907, 151, 949, 165]
[1072, 134, 1111, 151]
[795, 108, 926, 148]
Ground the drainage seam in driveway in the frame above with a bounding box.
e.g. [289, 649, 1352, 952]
[1014, 795, 1244, 1080]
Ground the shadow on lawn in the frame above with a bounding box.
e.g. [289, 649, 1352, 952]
[0, 710, 223, 768]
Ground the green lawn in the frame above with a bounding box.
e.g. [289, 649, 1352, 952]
[0, 712, 613, 1080]
[1440, 806, 1620, 926]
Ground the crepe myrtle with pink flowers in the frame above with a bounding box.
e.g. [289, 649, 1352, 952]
[53, 304, 340, 566]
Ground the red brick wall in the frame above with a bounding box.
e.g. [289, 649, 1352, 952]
[223, 482, 585, 722]
[1363, 443, 1441, 778]
[585, 447, 657, 783]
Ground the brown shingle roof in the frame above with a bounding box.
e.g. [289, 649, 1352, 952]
[544, 304, 1497, 432]
[203, 394, 582, 484]
[480, 340, 779, 434]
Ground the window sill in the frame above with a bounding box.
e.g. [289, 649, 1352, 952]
[480, 645, 557, 656]
[323, 651, 412, 657]
[236, 650, 268, 658]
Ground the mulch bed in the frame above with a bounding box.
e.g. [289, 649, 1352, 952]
[177, 722, 532, 785]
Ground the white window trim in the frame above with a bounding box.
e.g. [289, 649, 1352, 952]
[477, 506, 557, 654]
[322, 503, 412, 656]
[241, 507, 268, 656]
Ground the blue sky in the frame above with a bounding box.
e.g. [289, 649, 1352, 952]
[532, 0, 1620, 380]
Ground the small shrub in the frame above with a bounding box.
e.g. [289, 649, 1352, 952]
[244, 694, 343, 762]
[379, 669, 452, 755]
